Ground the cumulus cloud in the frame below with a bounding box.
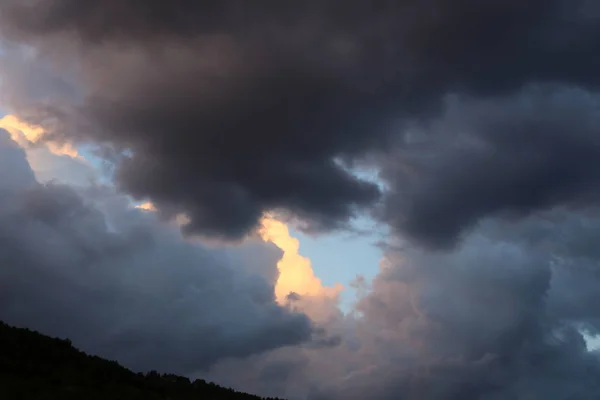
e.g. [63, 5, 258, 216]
[204, 213, 600, 399]
[2, 1, 600, 399]
[259, 217, 343, 306]
[2, 0, 600, 242]
[0, 127, 36, 190]
[0, 128, 315, 374]
[0, 114, 94, 185]
[379, 86, 600, 248]
[0, 113, 79, 158]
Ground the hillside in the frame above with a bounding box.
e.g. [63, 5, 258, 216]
[0, 321, 282, 400]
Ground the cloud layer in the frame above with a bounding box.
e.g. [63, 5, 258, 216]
[2, 0, 600, 244]
[2, 2, 600, 399]
[0, 128, 315, 374]
[205, 212, 600, 399]
[379, 86, 600, 248]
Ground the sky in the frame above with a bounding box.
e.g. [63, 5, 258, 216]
[2, 1, 600, 399]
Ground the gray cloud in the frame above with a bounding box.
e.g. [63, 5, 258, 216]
[203, 212, 600, 400]
[0, 128, 36, 190]
[3, 2, 600, 399]
[2, 0, 600, 241]
[379, 85, 600, 248]
[0, 129, 315, 374]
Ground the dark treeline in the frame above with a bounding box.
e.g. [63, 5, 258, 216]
[0, 321, 284, 400]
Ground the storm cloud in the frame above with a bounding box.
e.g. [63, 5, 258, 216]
[1, 0, 600, 243]
[203, 211, 600, 400]
[3, 1, 600, 399]
[379, 85, 600, 248]
[0, 128, 315, 374]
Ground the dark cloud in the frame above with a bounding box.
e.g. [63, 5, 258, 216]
[381, 87, 600, 248]
[379, 86, 600, 248]
[0, 129, 315, 374]
[1, 0, 600, 241]
[0, 128, 36, 190]
[203, 213, 600, 400]
[3, 2, 600, 399]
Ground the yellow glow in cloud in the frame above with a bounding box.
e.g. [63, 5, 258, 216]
[0, 114, 80, 158]
[135, 201, 193, 227]
[135, 202, 342, 304]
[136, 201, 158, 211]
[259, 217, 343, 304]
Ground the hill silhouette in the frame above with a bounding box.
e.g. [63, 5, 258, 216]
[0, 321, 283, 400]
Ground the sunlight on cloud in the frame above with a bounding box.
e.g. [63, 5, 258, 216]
[136, 201, 158, 212]
[259, 216, 343, 304]
[0, 113, 95, 185]
[0, 114, 80, 158]
[134, 201, 343, 306]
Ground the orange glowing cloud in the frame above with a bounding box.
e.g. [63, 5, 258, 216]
[134, 202, 342, 306]
[259, 217, 343, 304]
[0, 114, 80, 159]
[136, 201, 158, 211]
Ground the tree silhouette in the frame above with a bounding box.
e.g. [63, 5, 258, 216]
[0, 321, 285, 400]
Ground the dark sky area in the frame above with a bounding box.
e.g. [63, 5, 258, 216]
[1, 1, 600, 399]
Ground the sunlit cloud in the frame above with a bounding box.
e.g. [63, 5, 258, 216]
[133, 201, 342, 306]
[0, 114, 80, 159]
[259, 216, 343, 304]
[0, 113, 94, 185]
[136, 201, 158, 212]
